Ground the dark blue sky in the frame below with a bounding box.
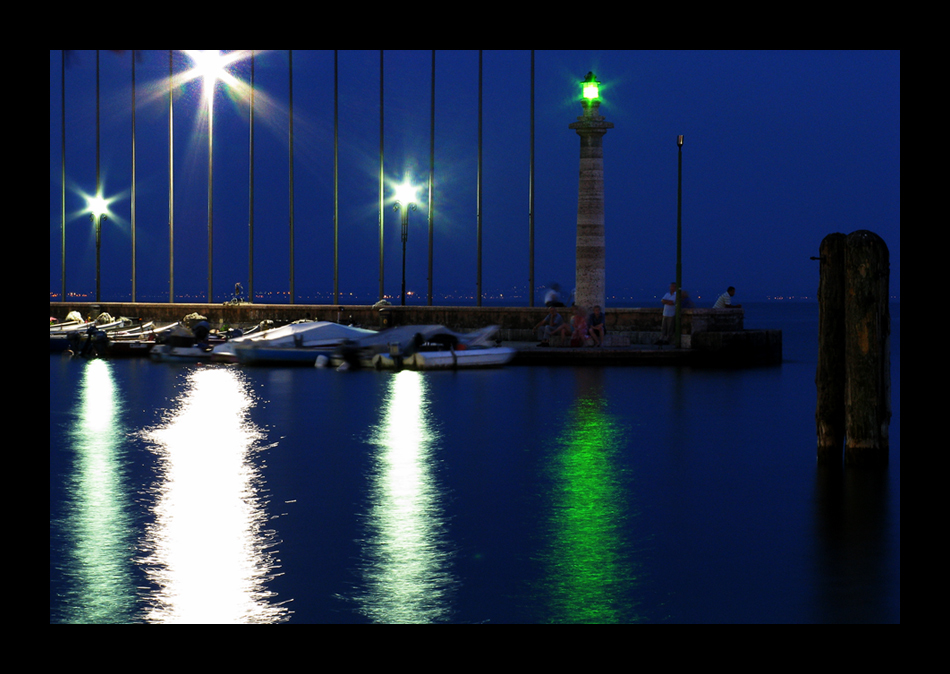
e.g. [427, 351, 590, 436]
[49, 50, 900, 305]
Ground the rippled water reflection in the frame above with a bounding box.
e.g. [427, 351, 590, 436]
[137, 367, 288, 623]
[53, 360, 137, 623]
[536, 369, 641, 623]
[352, 370, 456, 623]
[51, 303, 899, 623]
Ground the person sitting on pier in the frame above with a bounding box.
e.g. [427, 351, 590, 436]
[551, 306, 591, 347]
[588, 305, 606, 346]
[713, 286, 741, 309]
[568, 306, 591, 347]
[534, 306, 564, 346]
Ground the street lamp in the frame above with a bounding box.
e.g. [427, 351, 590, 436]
[394, 180, 419, 306]
[184, 50, 232, 303]
[87, 193, 110, 302]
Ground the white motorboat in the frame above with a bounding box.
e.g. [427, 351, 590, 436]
[331, 325, 515, 370]
[216, 321, 377, 365]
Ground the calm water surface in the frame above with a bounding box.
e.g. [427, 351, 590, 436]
[49, 303, 900, 623]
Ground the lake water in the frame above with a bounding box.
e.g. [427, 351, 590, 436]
[49, 302, 900, 623]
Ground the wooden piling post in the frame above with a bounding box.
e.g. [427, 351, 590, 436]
[816, 233, 847, 461]
[844, 230, 891, 465]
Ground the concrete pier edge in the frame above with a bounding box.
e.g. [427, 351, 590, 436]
[50, 302, 781, 367]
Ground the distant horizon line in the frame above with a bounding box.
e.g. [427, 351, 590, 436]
[50, 290, 899, 305]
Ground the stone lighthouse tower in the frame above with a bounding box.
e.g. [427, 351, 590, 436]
[569, 72, 614, 311]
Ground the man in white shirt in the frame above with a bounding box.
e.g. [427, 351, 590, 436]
[713, 286, 742, 309]
[657, 282, 677, 345]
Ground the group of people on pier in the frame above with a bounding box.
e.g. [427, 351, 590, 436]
[535, 283, 741, 348]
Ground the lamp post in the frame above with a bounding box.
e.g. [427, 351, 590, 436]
[568, 72, 613, 312]
[184, 50, 229, 303]
[675, 135, 684, 348]
[394, 180, 418, 306]
[87, 194, 109, 303]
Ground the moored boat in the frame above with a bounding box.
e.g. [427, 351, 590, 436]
[149, 320, 227, 363]
[219, 320, 376, 365]
[331, 325, 514, 370]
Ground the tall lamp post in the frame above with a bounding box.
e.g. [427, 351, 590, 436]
[185, 50, 230, 303]
[675, 135, 684, 348]
[394, 180, 418, 306]
[87, 194, 109, 303]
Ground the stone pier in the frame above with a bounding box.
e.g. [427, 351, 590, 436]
[50, 301, 780, 367]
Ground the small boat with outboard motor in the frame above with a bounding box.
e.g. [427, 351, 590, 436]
[51, 312, 140, 356]
[149, 315, 238, 363]
[329, 324, 515, 371]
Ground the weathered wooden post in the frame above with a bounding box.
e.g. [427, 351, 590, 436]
[844, 230, 891, 465]
[816, 233, 847, 461]
[816, 230, 891, 465]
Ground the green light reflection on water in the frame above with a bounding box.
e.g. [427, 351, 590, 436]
[538, 376, 642, 623]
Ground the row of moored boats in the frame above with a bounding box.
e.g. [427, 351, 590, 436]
[50, 311, 515, 371]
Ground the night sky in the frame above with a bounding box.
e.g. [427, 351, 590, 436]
[49, 50, 900, 306]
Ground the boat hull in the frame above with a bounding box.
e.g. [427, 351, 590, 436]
[232, 345, 338, 366]
[344, 346, 516, 370]
[149, 344, 216, 363]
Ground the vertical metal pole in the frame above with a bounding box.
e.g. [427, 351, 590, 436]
[529, 50, 535, 307]
[169, 50, 175, 303]
[95, 50, 101, 303]
[379, 50, 385, 302]
[333, 50, 339, 305]
[476, 50, 483, 307]
[401, 208, 408, 306]
[131, 51, 137, 302]
[288, 49, 295, 304]
[675, 135, 684, 348]
[207, 56, 214, 304]
[61, 50, 66, 303]
[249, 51, 255, 304]
[428, 49, 435, 306]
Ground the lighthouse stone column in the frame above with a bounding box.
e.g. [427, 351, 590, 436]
[569, 77, 613, 312]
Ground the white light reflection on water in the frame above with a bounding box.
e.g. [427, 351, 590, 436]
[355, 370, 456, 623]
[138, 366, 289, 623]
[58, 359, 137, 623]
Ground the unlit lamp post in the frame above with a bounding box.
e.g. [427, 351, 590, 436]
[394, 180, 418, 306]
[675, 134, 684, 348]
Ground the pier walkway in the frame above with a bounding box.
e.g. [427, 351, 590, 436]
[50, 301, 782, 367]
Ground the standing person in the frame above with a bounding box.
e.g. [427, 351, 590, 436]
[588, 305, 606, 346]
[657, 282, 677, 345]
[544, 283, 565, 307]
[713, 286, 742, 309]
[534, 306, 564, 346]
